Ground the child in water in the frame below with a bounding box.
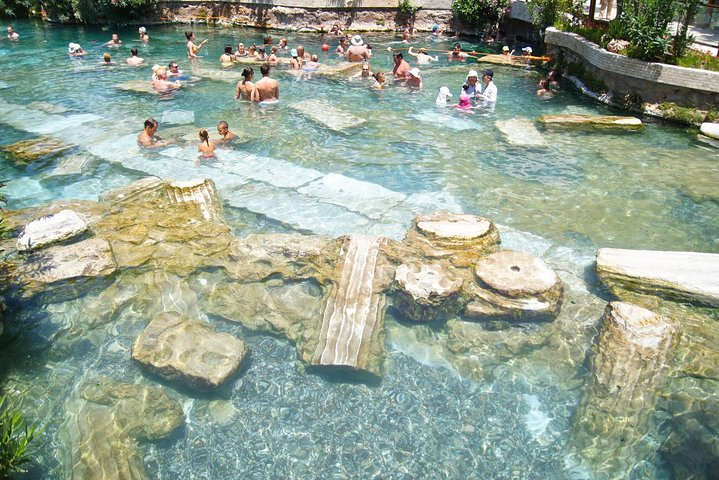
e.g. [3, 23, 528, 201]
[197, 129, 216, 160]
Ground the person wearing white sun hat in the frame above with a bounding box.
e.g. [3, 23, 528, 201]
[406, 67, 422, 87]
[345, 34, 372, 62]
[68, 43, 85, 57]
[461, 69, 480, 97]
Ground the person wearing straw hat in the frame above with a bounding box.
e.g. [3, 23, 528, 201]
[346, 35, 372, 62]
[406, 67, 422, 88]
[501, 45, 514, 56]
[407, 46, 438, 65]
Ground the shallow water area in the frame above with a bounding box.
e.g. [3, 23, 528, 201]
[0, 20, 717, 479]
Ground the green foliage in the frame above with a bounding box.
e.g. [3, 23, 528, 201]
[42, 0, 157, 23]
[673, 0, 701, 57]
[0, 178, 5, 240]
[0, 396, 43, 477]
[675, 48, 719, 72]
[451, 0, 510, 31]
[397, 0, 421, 17]
[527, 0, 583, 30]
[0, 0, 34, 17]
[617, 0, 676, 62]
[658, 102, 713, 125]
[618, 92, 644, 112]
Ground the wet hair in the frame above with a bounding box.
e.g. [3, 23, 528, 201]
[260, 63, 270, 76]
[218, 121, 229, 130]
[249, 44, 257, 51]
[241, 66, 254, 80]
[453, 42, 462, 50]
[103, 53, 111, 61]
[199, 128, 210, 145]
[130, 47, 138, 56]
[264, 35, 272, 44]
[280, 37, 287, 45]
[144, 118, 158, 129]
[224, 45, 233, 54]
[372, 72, 384, 81]
[185, 31, 194, 40]
[393, 52, 403, 59]
[168, 61, 178, 69]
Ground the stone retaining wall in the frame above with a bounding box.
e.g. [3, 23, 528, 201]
[544, 27, 719, 109]
[156, 0, 453, 32]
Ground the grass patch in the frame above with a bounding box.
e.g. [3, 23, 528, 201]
[658, 102, 715, 125]
[675, 48, 719, 72]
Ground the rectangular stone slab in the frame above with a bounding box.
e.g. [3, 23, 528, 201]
[495, 118, 548, 148]
[289, 100, 366, 132]
[539, 114, 643, 130]
[312, 235, 386, 374]
[596, 248, 719, 306]
[1, 136, 75, 162]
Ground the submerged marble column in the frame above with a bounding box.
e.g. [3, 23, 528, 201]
[312, 235, 388, 375]
[571, 301, 676, 478]
[165, 178, 224, 223]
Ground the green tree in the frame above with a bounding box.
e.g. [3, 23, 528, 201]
[526, 0, 584, 30]
[452, 0, 510, 32]
[618, 0, 677, 61]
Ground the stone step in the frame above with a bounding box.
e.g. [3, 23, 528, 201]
[312, 235, 387, 374]
[538, 114, 643, 130]
[597, 248, 719, 306]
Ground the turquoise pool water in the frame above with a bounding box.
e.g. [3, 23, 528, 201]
[0, 20, 717, 479]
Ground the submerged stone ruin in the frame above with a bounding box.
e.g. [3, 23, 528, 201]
[1, 177, 718, 479]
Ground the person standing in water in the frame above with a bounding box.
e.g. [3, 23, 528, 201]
[235, 66, 254, 100]
[138, 27, 149, 42]
[197, 129, 216, 158]
[186, 31, 208, 59]
[251, 63, 279, 103]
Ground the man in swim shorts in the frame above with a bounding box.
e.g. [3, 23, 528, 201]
[345, 35, 372, 62]
[216, 121, 237, 143]
[251, 63, 279, 103]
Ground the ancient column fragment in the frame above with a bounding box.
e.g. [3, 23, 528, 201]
[405, 212, 500, 267]
[572, 301, 676, 479]
[165, 178, 224, 222]
[312, 235, 388, 375]
[466, 250, 563, 321]
[393, 262, 463, 321]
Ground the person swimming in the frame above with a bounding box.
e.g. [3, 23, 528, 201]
[198, 128, 216, 158]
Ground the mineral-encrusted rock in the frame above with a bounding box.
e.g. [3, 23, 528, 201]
[1, 136, 74, 162]
[15, 237, 117, 299]
[131, 312, 248, 390]
[165, 178, 224, 222]
[659, 395, 719, 480]
[596, 248, 719, 307]
[16, 209, 87, 252]
[538, 114, 643, 130]
[289, 99, 367, 132]
[572, 301, 675, 478]
[80, 376, 184, 440]
[99, 176, 165, 206]
[700, 122, 719, 140]
[606, 39, 630, 53]
[312, 235, 389, 375]
[466, 250, 563, 321]
[404, 212, 500, 267]
[495, 118, 548, 148]
[66, 402, 149, 480]
[393, 262, 463, 321]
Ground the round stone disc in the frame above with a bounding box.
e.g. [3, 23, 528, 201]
[474, 250, 559, 297]
[416, 212, 492, 240]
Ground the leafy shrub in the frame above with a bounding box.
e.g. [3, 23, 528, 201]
[618, 92, 644, 112]
[451, 0, 510, 31]
[527, 0, 584, 30]
[398, 0, 421, 17]
[676, 48, 719, 72]
[659, 102, 713, 125]
[617, 0, 676, 62]
[673, 0, 701, 58]
[0, 396, 43, 477]
[0, 0, 34, 17]
[42, 0, 157, 24]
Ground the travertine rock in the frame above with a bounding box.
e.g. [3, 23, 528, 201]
[596, 248, 719, 307]
[80, 376, 184, 440]
[466, 250, 563, 321]
[132, 312, 248, 390]
[16, 209, 87, 252]
[393, 262, 463, 321]
[99, 176, 165, 205]
[572, 301, 675, 478]
[404, 212, 500, 267]
[1, 136, 74, 162]
[289, 99, 367, 132]
[539, 114, 643, 130]
[495, 118, 548, 148]
[165, 178, 224, 222]
[700, 122, 719, 140]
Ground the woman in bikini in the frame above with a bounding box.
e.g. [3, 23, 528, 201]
[186, 31, 208, 59]
[235, 67, 255, 100]
[198, 129, 216, 159]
